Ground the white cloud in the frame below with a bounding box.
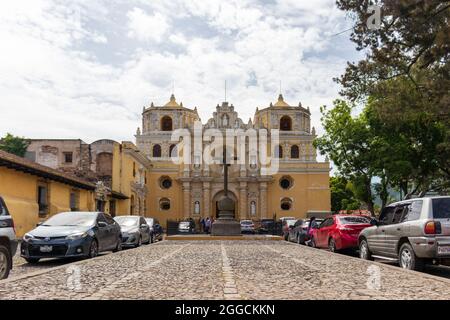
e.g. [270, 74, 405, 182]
[127, 8, 169, 42]
[0, 0, 358, 149]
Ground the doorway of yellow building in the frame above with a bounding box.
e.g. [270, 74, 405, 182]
[211, 190, 238, 220]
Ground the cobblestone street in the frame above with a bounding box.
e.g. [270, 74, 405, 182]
[1, 240, 450, 300]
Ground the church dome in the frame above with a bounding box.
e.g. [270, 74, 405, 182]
[163, 94, 180, 107]
[273, 94, 290, 107]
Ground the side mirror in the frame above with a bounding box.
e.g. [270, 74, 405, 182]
[370, 219, 378, 226]
[98, 221, 107, 228]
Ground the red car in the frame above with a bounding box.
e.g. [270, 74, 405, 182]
[310, 215, 372, 252]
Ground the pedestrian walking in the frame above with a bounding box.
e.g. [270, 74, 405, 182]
[200, 217, 206, 233]
[205, 217, 211, 234]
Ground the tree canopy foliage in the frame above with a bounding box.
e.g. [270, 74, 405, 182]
[317, 1, 450, 212]
[0, 133, 30, 157]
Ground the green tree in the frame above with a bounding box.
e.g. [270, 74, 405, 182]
[330, 176, 360, 212]
[335, 0, 449, 115]
[314, 100, 377, 214]
[0, 133, 30, 157]
[334, 0, 450, 196]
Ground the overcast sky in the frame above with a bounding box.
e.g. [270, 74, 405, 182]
[0, 0, 361, 145]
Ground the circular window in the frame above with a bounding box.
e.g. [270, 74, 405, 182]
[279, 176, 293, 190]
[160, 198, 171, 211]
[160, 176, 172, 189]
[281, 198, 292, 211]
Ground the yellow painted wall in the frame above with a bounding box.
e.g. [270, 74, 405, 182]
[146, 172, 182, 226]
[111, 142, 149, 217]
[267, 171, 330, 220]
[0, 167, 95, 237]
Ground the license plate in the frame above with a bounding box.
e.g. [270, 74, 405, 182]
[40, 245, 53, 253]
[437, 246, 450, 255]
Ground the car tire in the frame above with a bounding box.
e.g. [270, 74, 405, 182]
[88, 239, 98, 258]
[135, 236, 142, 248]
[25, 257, 40, 264]
[399, 243, 424, 271]
[113, 238, 122, 253]
[328, 238, 338, 253]
[0, 245, 12, 280]
[146, 234, 151, 245]
[359, 239, 373, 261]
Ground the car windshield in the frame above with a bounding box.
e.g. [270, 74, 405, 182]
[339, 216, 371, 224]
[114, 217, 139, 227]
[179, 222, 190, 227]
[241, 221, 253, 225]
[432, 198, 450, 219]
[42, 212, 96, 227]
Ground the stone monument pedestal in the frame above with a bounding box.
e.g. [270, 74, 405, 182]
[211, 197, 241, 236]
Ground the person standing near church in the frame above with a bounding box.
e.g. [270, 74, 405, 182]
[205, 217, 211, 234]
[200, 217, 206, 233]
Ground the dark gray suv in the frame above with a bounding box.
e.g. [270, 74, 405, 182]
[0, 196, 18, 280]
[359, 196, 450, 271]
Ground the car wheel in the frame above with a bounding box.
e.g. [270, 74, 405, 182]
[146, 234, 152, 244]
[0, 245, 11, 280]
[359, 239, 373, 261]
[113, 238, 122, 253]
[135, 236, 142, 248]
[25, 257, 40, 264]
[399, 243, 424, 271]
[328, 238, 338, 253]
[89, 239, 99, 258]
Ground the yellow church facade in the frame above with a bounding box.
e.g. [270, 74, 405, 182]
[136, 94, 331, 224]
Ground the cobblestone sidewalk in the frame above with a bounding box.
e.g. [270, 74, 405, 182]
[1, 241, 449, 300]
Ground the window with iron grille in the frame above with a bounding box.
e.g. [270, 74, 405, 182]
[63, 152, 73, 164]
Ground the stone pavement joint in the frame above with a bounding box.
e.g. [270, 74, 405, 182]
[221, 242, 242, 300]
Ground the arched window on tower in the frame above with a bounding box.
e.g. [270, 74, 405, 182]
[161, 116, 173, 131]
[153, 144, 162, 158]
[280, 116, 292, 131]
[291, 145, 299, 159]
